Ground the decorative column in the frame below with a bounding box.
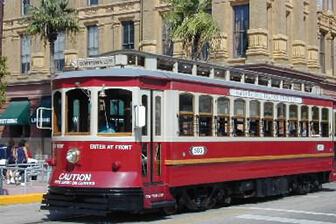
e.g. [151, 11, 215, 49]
[139, 0, 158, 53]
[292, 0, 307, 69]
[212, 0, 229, 61]
[246, 0, 269, 62]
[272, 0, 288, 64]
[307, 1, 320, 71]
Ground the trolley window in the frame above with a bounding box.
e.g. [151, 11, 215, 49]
[142, 95, 148, 136]
[321, 108, 329, 137]
[276, 103, 286, 137]
[312, 106, 319, 136]
[98, 89, 132, 135]
[300, 106, 309, 137]
[249, 100, 260, 137]
[289, 105, 298, 137]
[179, 93, 194, 136]
[53, 91, 62, 135]
[233, 99, 245, 137]
[263, 102, 273, 137]
[217, 97, 230, 136]
[199, 95, 213, 136]
[66, 89, 90, 134]
[155, 96, 162, 136]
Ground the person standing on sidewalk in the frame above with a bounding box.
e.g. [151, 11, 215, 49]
[6, 140, 16, 184]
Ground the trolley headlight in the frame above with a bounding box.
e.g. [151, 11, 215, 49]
[66, 149, 80, 164]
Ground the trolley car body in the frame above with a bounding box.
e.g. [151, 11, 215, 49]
[41, 53, 336, 215]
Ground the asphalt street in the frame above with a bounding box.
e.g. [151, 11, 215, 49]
[0, 182, 335, 224]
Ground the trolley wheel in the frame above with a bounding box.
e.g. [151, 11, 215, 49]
[163, 205, 178, 216]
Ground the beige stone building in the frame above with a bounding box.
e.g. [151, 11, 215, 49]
[1, 0, 336, 156]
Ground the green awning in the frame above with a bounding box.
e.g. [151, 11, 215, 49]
[0, 101, 31, 125]
[31, 98, 51, 126]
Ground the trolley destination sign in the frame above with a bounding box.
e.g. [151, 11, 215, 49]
[229, 89, 303, 104]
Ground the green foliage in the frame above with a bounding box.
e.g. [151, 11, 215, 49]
[25, 0, 81, 43]
[0, 57, 9, 108]
[164, 0, 220, 60]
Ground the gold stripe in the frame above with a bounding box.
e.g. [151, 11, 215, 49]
[165, 153, 334, 166]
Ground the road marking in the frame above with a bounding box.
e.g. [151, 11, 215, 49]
[236, 214, 336, 224]
[241, 207, 336, 217]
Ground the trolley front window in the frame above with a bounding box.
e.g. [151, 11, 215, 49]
[53, 92, 62, 135]
[98, 89, 132, 135]
[66, 89, 90, 134]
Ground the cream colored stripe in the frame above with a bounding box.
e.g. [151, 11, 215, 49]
[165, 153, 334, 166]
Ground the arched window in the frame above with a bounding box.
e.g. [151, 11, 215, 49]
[276, 103, 286, 137]
[233, 99, 245, 136]
[300, 106, 309, 137]
[199, 95, 213, 136]
[66, 89, 91, 134]
[321, 108, 329, 137]
[98, 89, 132, 135]
[312, 106, 320, 136]
[217, 97, 230, 136]
[289, 105, 298, 137]
[263, 102, 273, 137]
[179, 93, 194, 136]
[141, 95, 148, 136]
[249, 100, 260, 137]
[53, 91, 62, 135]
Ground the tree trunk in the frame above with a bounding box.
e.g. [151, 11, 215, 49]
[49, 41, 55, 78]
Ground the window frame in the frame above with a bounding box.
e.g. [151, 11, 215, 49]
[122, 21, 135, 49]
[54, 32, 66, 71]
[216, 97, 230, 137]
[198, 95, 213, 136]
[21, 35, 31, 74]
[87, 25, 99, 57]
[263, 102, 274, 137]
[233, 99, 246, 137]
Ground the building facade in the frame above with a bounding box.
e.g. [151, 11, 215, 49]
[1, 0, 336, 157]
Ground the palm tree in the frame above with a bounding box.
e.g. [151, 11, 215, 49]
[25, 0, 80, 77]
[164, 0, 220, 60]
[0, 56, 9, 107]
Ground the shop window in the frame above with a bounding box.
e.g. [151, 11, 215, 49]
[312, 107, 320, 136]
[66, 89, 90, 134]
[10, 125, 30, 138]
[179, 93, 194, 136]
[98, 89, 132, 134]
[321, 108, 329, 137]
[289, 105, 298, 137]
[249, 100, 260, 137]
[263, 102, 273, 137]
[276, 103, 286, 137]
[53, 92, 62, 135]
[300, 106, 309, 137]
[233, 99, 245, 136]
[217, 97, 230, 136]
[199, 95, 212, 136]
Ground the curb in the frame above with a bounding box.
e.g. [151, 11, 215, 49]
[0, 194, 43, 205]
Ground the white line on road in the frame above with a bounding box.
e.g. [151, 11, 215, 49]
[236, 214, 336, 224]
[241, 207, 336, 217]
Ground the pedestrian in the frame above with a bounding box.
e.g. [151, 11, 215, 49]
[6, 139, 16, 184]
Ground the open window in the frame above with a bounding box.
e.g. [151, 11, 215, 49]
[312, 106, 320, 136]
[321, 108, 329, 137]
[300, 106, 309, 137]
[233, 99, 245, 137]
[217, 97, 230, 136]
[289, 105, 298, 137]
[66, 89, 90, 134]
[263, 102, 273, 137]
[179, 93, 194, 136]
[53, 91, 62, 135]
[199, 95, 213, 136]
[276, 103, 286, 137]
[98, 89, 132, 135]
[249, 100, 260, 137]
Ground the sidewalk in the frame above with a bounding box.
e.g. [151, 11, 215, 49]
[0, 180, 48, 205]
